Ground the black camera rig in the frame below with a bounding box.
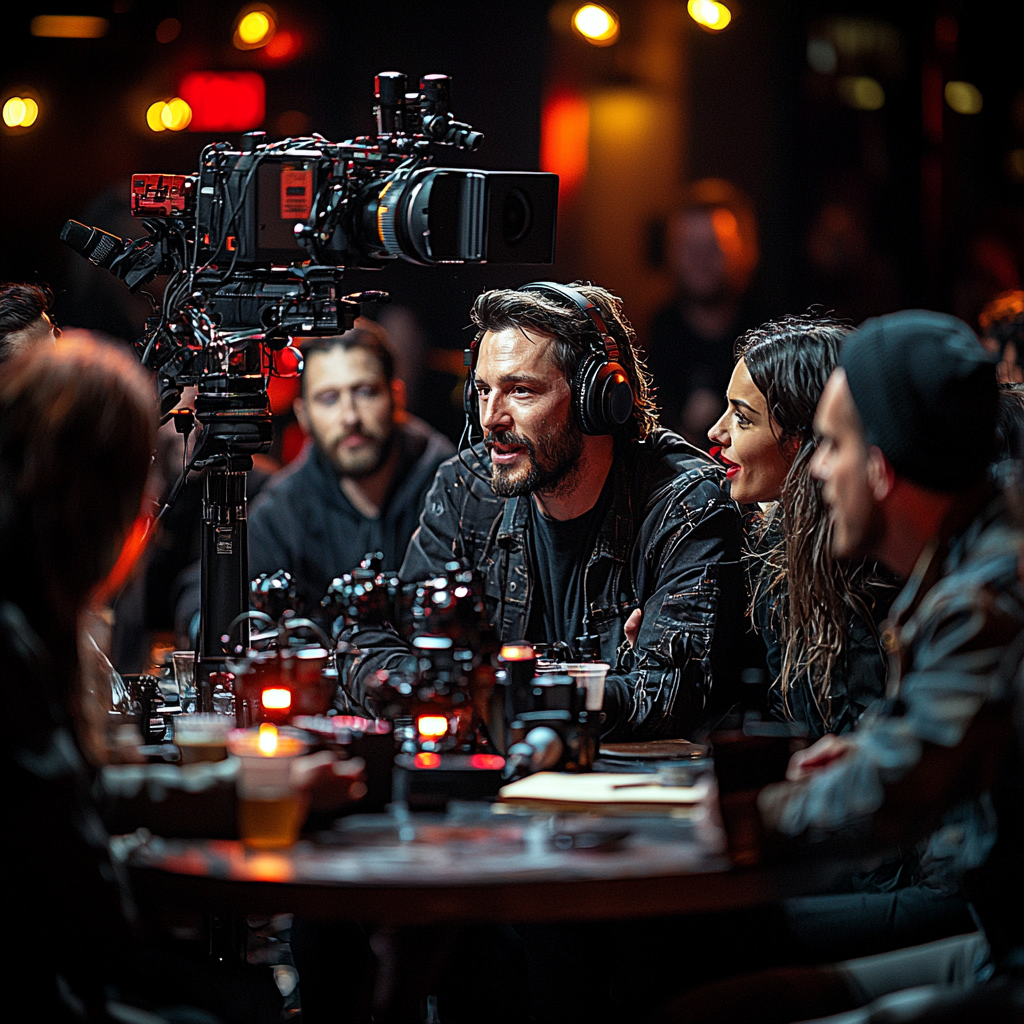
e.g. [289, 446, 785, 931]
[61, 71, 558, 703]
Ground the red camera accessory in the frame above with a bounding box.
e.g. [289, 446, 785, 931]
[131, 174, 195, 217]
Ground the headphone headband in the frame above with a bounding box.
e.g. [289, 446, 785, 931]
[463, 281, 636, 438]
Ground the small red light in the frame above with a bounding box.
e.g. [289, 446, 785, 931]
[414, 752, 441, 769]
[469, 754, 506, 770]
[499, 644, 535, 661]
[417, 715, 449, 739]
[262, 688, 292, 710]
[180, 72, 265, 133]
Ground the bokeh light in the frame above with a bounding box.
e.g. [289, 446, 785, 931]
[687, 1, 732, 32]
[3, 96, 39, 128]
[30, 15, 108, 38]
[945, 81, 983, 115]
[234, 6, 277, 50]
[146, 98, 192, 133]
[572, 5, 620, 46]
[156, 18, 182, 44]
[837, 76, 885, 111]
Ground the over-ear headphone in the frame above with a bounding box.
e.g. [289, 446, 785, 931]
[462, 281, 635, 439]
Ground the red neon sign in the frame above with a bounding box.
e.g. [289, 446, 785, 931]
[180, 72, 265, 132]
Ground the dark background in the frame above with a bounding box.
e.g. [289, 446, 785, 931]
[2, 0, 1023, 442]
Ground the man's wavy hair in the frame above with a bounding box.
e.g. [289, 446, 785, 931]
[470, 282, 659, 440]
[738, 312, 894, 730]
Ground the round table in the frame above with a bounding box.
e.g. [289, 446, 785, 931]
[125, 799, 851, 926]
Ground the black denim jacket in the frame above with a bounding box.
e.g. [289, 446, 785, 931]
[343, 429, 747, 740]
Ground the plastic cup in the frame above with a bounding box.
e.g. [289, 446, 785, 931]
[175, 714, 232, 765]
[564, 662, 610, 711]
[172, 651, 197, 714]
[228, 727, 308, 848]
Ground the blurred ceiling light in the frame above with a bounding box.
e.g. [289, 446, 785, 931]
[234, 6, 277, 49]
[30, 15, 108, 38]
[837, 76, 885, 111]
[944, 80, 983, 115]
[687, 0, 732, 32]
[3, 96, 39, 128]
[146, 98, 192, 132]
[807, 37, 837, 74]
[161, 97, 192, 130]
[572, 4, 620, 45]
[156, 17, 181, 44]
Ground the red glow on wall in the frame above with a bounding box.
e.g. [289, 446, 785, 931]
[262, 28, 302, 63]
[180, 72, 266, 132]
[541, 92, 589, 198]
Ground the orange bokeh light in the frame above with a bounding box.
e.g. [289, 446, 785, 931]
[541, 92, 590, 198]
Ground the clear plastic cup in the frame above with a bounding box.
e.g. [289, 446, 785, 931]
[227, 726, 308, 848]
[564, 662, 610, 711]
[171, 651, 197, 714]
[175, 713, 232, 764]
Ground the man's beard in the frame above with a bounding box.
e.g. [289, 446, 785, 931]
[487, 421, 585, 498]
[320, 428, 394, 480]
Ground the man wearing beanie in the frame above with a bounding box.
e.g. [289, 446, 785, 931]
[653, 311, 1024, 1024]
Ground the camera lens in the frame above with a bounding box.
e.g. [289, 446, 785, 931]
[502, 189, 532, 246]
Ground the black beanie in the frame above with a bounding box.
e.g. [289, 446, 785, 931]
[838, 309, 997, 492]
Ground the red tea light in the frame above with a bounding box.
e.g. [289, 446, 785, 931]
[414, 752, 441, 769]
[417, 715, 449, 739]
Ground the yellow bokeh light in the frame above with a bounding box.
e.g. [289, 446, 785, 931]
[687, 0, 732, 31]
[945, 81, 983, 116]
[161, 97, 192, 131]
[3, 97, 26, 127]
[838, 76, 885, 111]
[3, 96, 40, 128]
[572, 4, 620, 45]
[239, 11, 271, 44]
[234, 7, 277, 49]
[147, 101, 168, 132]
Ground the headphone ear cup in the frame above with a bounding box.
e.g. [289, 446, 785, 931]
[574, 354, 634, 435]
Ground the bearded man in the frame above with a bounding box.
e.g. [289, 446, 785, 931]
[244, 322, 454, 611]
[345, 282, 746, 739]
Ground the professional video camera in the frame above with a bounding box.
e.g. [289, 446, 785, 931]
[61, 71, 558, 701]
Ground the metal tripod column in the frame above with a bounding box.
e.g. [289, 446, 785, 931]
[197, 466, 249, 711]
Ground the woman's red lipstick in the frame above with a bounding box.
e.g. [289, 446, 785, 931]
[714, 449, 741, 479]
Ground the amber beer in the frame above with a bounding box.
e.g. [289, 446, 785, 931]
[227, 725, 308, 848]
[237, 795, 305, 849]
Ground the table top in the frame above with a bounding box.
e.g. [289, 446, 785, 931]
[126, 797, 849, 926]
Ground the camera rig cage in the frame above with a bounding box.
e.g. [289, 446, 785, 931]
[62, 71, 558, 703]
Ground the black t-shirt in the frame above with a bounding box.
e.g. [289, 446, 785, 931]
[525, 471, 614, 648]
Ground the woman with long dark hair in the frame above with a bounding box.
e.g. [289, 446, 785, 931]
[708, 312, 894, 736]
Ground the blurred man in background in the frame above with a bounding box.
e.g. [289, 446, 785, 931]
[648, 179, 764, 446]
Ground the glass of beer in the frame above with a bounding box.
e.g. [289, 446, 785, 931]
[175, 713, 232, 764]
[228, 725, 308, 848]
